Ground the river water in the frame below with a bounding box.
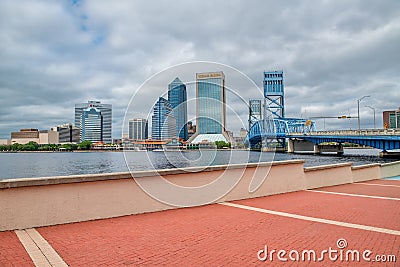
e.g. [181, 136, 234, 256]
[0, 148, 396, 180]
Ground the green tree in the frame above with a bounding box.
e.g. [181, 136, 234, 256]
[60, 143, 78, 151]
[22, 141, 39, 151]
[11, 143, 23, 151]
[215, 141, 231, 149]
[78, 140, 92, 150]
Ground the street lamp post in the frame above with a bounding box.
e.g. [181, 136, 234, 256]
[357, 95, 370, 132]
[365, 105, 376, 129]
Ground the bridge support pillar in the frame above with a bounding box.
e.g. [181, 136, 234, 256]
[379, 151, 400, 158]
[287, 139, 315, 153]
[318, 144, 344, 155]
[288, 139, 294, 153]
[287, 139, 344, 155]
[313, 144, 320, 154]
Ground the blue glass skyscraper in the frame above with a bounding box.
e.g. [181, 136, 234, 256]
[168, 77, 188, 140]
[151, 97, 176, 140]
[80, 107, 103, 143]
[196, 72, 226, 134]
[189, 71, 228, 144]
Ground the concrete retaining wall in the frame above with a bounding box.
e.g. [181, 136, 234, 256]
[381, 161, 400, 178]
[1, 160, 399, 231]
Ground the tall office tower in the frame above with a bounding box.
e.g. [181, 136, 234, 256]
[168, 77, 188, 140]
[80, 107, 103, 142]
[151, 97, 176, 140]
[249, 99, 262, 130]
[128, 118, 148, 140]
[75, 101, 112, 143]
[189, 71, 228, 144]
[52, 123, 80, 143]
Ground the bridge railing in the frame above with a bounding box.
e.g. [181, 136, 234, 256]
[289, 129, 400, 136]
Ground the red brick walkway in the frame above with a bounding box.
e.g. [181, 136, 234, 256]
[0, 231, 34, 267]
[1, 180, 399, 266]
[313, 183, 400, 198]
[359, 179, 400, 186]
[233, 189, 400, 230]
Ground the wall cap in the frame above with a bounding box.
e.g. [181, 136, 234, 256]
[351, 163, 381, 170]
[0, 160, 305, 189]
[304, 162, 352, 172]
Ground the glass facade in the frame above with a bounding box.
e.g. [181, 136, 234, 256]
[75, 101, 112, 143]
[389, 112, 400, 128]
[81, 107, 103, 143]
[151, 97, 176, 140]
[168, 77, 188, 140]
[196, 72, 226, 134]
[128, 118, 148, 140]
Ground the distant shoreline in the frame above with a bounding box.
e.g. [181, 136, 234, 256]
[0, 150, 123, 153]
[0, 147, 375, 153]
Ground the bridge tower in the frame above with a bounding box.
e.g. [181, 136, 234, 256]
[249, 99, 262, 131]
[263, 70, 285, 148]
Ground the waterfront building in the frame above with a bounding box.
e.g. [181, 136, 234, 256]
[11, 129, 59, 145]
[128, 118, 148, 140]
[75, 101, 112, 143]
[187, 121, 196, 139]
[383, 107, 400, 129]
[168, 77, 188, 140]
[122, 133, 129, 140]
[0, 139, 11, 145]
[39, 130, 59, 144]
[239, 128, 248, 138]
[51, 123, 80, 143]
[151, 97, 176, 140]
[190, 71, 229, 144]
[80, 107, 103, 143]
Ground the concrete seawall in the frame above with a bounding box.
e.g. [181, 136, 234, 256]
[1, 160, 399, 231]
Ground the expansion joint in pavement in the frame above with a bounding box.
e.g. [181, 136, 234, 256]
[15, 228, 68, 267]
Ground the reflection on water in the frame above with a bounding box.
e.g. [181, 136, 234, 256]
[0, 148, 396, 180]
[139, 150, 275, 171]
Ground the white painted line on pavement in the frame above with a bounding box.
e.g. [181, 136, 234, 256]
[219, 202, 400, 236]
[306, 189, 400, 201]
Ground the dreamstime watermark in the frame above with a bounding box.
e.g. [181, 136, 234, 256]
[257, 238, 397, 263]
[123, 61, 274, 207]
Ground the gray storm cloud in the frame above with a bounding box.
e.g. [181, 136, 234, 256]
[0, 0, 399, 138]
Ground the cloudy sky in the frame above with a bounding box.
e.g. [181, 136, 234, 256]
[1, 0, 399, 139]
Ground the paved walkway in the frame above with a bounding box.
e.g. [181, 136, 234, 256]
[1, 179, 399, 266]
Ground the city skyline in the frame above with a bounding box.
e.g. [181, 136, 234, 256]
[0, 1, 399, 139]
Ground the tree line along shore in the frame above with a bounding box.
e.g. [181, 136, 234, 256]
[0, 141, 92, 152]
